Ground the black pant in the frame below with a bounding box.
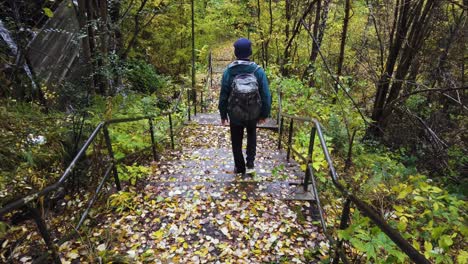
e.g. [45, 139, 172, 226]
[230, 121, 257, 172]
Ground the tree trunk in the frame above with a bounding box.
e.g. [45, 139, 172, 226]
[110, 0, 123, 90]
[77, 0, 95, 95]
[305, 0, 331, 87]
[309, 0, 321, 68]
[335, 0, 351, 93]
[121, 0, 149, 60]
[368, 0, 411, 136]
[281, 0, 292, 75]
[264, 0, 273, 67]
[257, 0, 266, 68]
[282, 0, 318, 76]
[85, 0, 98, 93]
[98, 0, 110, 95]
[367, 0, 438, 137]
[380, 0, 436, 123]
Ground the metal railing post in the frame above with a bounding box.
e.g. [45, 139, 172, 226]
[308, 127, 316, 163]
[303, 127, 317, 190]
[278, 116, 284, 150]
[277, 88, 282, 125]
[76, 164, 114, 230]
[187, 89, 191, 121]
[148, 118, 158, 161]
[333, 198, 352, 264]
[191, 0, 196, 116]
[103, 125, 121, 191]
[169, 114, 175, 149]
[29, 206, 61, 264]
[287, 119, 294, 162]
[303, 168, 311, 192]
[194, 94, 197, 116]
[209, 52, 213, 89]
[308, 165, 327, 233]
[201, 90, 204, 113]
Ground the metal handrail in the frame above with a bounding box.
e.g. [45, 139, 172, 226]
[278, 113, 430, 263]
[0, 85, 187, 263]
[0, 122, 105, 216]
[198, 51, 213, 113]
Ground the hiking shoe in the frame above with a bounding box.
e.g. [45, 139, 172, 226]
[234, 167, 246, 174]
[246, 166, 255, 174]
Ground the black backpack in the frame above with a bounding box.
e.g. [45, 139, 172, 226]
[227, 64, 262, 122]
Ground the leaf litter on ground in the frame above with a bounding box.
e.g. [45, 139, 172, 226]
[2, 52, 327, 263]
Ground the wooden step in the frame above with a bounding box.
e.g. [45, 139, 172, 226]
[143, 179, 315, 201]
[189, 113, 279, 130]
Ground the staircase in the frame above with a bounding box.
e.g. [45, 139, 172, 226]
[128, 121, 326, 262]
[0, 51, 327, 263]
[0, 40, 436, 263]
[67, 55, 327, 262]
[0, 46, 433, 263]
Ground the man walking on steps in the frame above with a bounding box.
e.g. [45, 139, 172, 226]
[218, 38, 271, 175]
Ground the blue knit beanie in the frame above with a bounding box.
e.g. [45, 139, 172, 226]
[234, 38, 252, 59]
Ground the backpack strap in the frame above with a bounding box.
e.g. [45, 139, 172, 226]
[252, 65, 261, 74]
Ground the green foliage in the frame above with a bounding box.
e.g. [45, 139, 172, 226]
[0, 77, 186, 206]
[110, 121, 151, 160]
[271, 164, 287, 180]
[446, 145, 468, 196]
[337, 175, 467, 263]
[123, 1, 191, 76]
[96, 250, 131, 264]
[276, 75, 466, 262]
[0, 101, 71, 205]
[125, 60, 170, 94]
[338, 212, 408, 263]
[42, 7, 53, 18]
[85, 84, 186, 160]
[108, 191, 137, 213]
[117, 164, 151, 185]
[406, 94, 427, 112]
[328, 114, 349, 155]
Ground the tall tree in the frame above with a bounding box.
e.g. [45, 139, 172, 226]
[121, 0, 149, 60]
[367, 0, 440, 137]
[264, 0, 273, 67]
[256, 0, 266, 68]
[304, 0, 331, 87]
[335, 0, 351, 93]
[282, 0, 317, 76]
[76, 0, 94, 94]
[281, 0, 292, 75]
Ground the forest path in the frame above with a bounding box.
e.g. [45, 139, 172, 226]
[61, 48, 327, 263]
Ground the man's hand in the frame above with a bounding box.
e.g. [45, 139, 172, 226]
[221, 119, 229, 126]
[258, 118, 266, 125]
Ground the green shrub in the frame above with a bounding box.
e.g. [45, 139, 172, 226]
[117, 164, 151, 185]
[125, 60, 170, 94]
[338, 175, 467, 263]
[274, 75, 467, 263]
[0, 101, 71, 205]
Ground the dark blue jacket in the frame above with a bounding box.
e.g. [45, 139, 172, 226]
[218, 60, 271, 125]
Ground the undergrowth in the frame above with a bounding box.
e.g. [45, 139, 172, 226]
[269, 74, 467, 263]
[0, 81, 186, 211]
